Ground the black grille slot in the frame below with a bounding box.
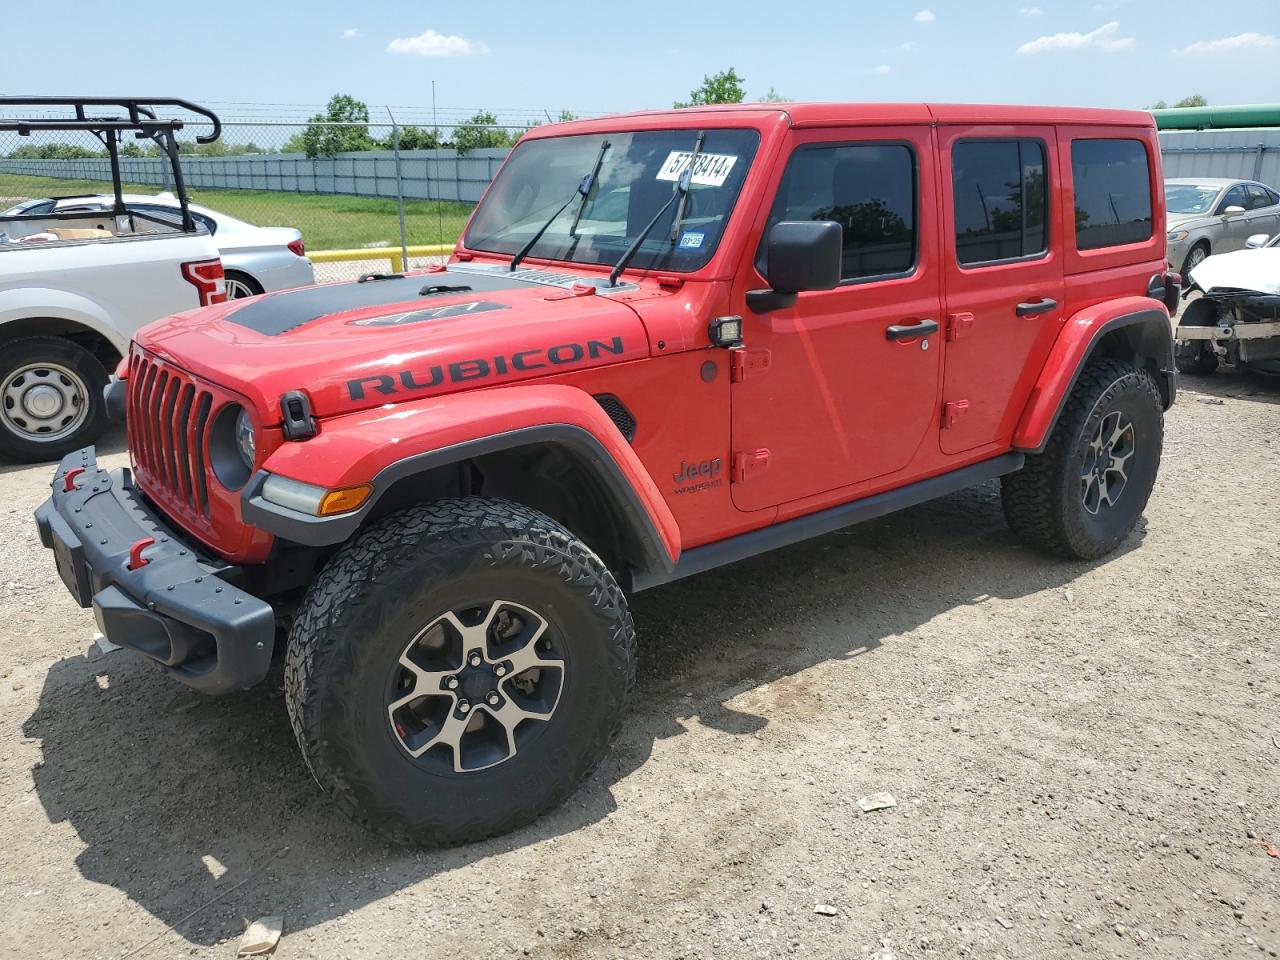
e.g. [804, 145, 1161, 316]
[594, 394, 636, 442]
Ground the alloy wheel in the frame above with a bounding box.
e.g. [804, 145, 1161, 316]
[225, 276, 257, 299]
[387, 600, 564, 773]
[1080, 410, 1135, 515]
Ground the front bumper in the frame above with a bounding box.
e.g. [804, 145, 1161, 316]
[34, 447, 275, 694]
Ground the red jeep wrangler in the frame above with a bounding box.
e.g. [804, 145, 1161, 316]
[36, 102, 1179, 844]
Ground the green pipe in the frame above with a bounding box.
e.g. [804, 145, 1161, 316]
[1152, 104, 1280, 130]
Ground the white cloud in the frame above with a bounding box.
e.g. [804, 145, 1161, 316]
[341, 27, 358, 39]
[865, 64, 892, 75]
[386, 28, 489, 58]
[897, 40, 917, 52]
[1019, 5, 1043, 15]
[1016, 20, 1134, 55]
[913, 9, 935, 22]
[1171, 32, 1278, 56]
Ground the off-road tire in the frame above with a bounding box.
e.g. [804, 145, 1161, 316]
[1002, 359, 1163, 561]
[284, 497, 636, 846]
[1174, 340, 1219, 376]
[0, 336, 109, 463]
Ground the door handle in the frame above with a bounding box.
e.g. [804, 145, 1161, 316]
[885, 319, 939, 341]
[1016, 298, 1058, 317]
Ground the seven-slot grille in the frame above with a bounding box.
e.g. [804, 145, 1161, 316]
[127, 350, 215, 517]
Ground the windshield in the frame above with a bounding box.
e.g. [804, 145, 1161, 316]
[464, 128, 760, 274]
[1165, 183, 1222, 215]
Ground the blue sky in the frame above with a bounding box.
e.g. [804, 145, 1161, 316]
[7, 0, 1279, 123]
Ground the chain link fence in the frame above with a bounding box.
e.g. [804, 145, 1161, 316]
[0, 117, 533, 281]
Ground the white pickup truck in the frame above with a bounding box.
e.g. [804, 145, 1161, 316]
[0, 97, 227, 462]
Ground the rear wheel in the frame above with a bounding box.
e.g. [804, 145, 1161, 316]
[224, 271, 263, 300]
[1002, 359, 1163, 560]
[0, 336, 108, 463]
[285, 497, 636, 845]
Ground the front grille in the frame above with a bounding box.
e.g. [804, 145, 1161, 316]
[127, 351, 215, 517]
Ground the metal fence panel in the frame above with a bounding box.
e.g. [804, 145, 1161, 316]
[1159, 129, 1280, 186]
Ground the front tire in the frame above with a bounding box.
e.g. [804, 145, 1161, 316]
[1002, 359, 1163, 560]
[0, 336, 109, 463]
[1180, 242, 1209, 283]
[285, 497, 636, 845]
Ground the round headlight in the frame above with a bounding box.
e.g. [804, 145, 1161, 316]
[235, 407, 256, 468]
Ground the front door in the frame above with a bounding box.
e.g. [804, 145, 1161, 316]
[937, 127, 1065, 454]
[729, 126, 943, 513]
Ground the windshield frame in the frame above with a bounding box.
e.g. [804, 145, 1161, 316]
[461, 126, 763, 277]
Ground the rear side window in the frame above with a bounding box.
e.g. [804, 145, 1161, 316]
[1246, 184, 1276, 210]
[952, 139, 1048, 265]
[765, 142, 916, 281]
[1071, 139, 1153, 250]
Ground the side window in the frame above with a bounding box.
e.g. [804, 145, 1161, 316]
[1246, 185, 1275, 210]
[952, 139, 1048, 265]
[1217, 185, 1248, 213]
[1070, 139, 1153, 251]
[765, 142, 916, 282]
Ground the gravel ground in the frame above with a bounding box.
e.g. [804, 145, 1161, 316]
[0, 365, 1277, 960]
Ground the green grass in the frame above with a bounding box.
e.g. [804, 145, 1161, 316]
[0, 173, 471, 250]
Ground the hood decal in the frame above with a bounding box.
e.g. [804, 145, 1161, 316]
[350, 300, 509, 327]
[224, 268, 532, 336]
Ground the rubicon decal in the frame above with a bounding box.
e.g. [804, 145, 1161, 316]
[347, 336, 626, 400]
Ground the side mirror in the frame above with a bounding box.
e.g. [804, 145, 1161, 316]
[1222, 205, 1246, 217]
[1245, 233, 1271, 249]
[748, 220, 842, 313]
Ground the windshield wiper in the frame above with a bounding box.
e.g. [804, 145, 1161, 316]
[509, 138, 611, 272]
[608, 131, 705, 287]
[669, 130, 705, 241]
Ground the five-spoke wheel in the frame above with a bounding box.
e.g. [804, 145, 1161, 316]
[387, 600, 564, 772]
[1080, 410, 1134, 516]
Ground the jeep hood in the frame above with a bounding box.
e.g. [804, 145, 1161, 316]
[137, 265, 650, 422]
[1189, 248, 1280, 295]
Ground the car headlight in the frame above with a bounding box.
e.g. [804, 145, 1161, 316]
[235, 407, 256, 468]
[1167, 230, 1189, 242]
[261, 474, 372, 516]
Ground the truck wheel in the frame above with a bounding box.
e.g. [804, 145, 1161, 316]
[0, 336, 109, 463]
[1174, 341, 1218, 376]
[1002, 359, 1163, 561]
[284, 497, 636, 845]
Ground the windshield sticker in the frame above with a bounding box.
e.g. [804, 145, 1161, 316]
[656, 151, 738, 187]
[678, 231, 705, 249]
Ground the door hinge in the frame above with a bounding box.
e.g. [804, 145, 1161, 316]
[732, 448, 771, 483]
[729, 348, 771, 382]
[946, 312, 974, 342]
[941, 399, 970, 430]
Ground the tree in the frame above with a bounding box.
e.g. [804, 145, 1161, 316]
[7, 142, 100, 160]
[297, 93, 377, 158]
[674, 69, 746, 108]
[758, 87, 791, 103]
[453, 111, 514, 155]
[1148, 94, 1208, 110]
[389, 125, 442, 151]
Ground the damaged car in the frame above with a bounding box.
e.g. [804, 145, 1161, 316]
[1175, 230, 1280, 376]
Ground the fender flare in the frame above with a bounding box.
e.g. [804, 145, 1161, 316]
[1012, 296, 1175, 454]
[0, 287, 127, 355]
[242, 383, 680, 576]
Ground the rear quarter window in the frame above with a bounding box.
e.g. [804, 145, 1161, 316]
[1070, 139, 1153, 251]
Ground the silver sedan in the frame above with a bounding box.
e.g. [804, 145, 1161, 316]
[1165, 177, 1280, 278]
[4, 193, 315, 298]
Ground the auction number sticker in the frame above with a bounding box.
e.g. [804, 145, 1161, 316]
[656, 151, 738, 187]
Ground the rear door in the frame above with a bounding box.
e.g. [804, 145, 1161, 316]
[937, 126, 1064, 454]
[1245, 184, 1280, 240]
[728, 125, 943, 512]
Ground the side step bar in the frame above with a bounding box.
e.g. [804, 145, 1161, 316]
[631, 452, 1025, 592]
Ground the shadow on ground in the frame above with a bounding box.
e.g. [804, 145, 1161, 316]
[0, 424, 126, 478]
[22, 481, 1141, 946]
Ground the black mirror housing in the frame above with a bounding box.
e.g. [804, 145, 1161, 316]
[748, 220, 843, 313]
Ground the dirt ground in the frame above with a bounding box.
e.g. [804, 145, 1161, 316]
[0, 364, 1277, 960]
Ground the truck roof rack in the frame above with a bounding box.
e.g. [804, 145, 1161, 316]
[0, 97, 223, 232]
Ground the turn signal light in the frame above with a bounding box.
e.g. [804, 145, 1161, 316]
[318, 484, 373, 516]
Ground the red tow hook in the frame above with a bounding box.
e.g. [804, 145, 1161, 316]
[62, 466, 86, 492]
[127, 537, 155, 571]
